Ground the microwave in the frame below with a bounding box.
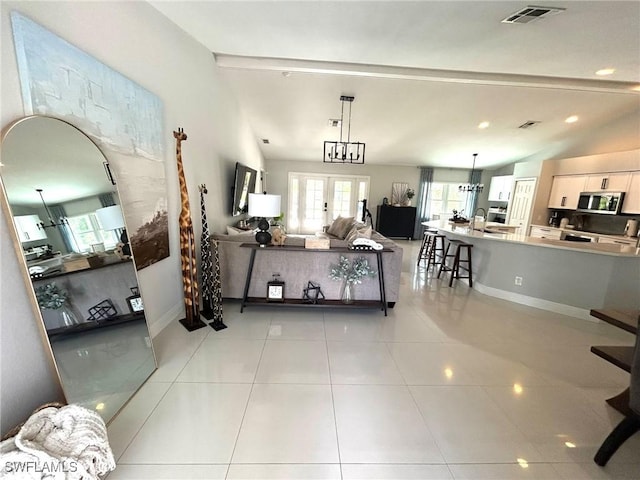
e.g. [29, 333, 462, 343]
[576, 192, 625, 215]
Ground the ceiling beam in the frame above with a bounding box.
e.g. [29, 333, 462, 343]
[215, 54, 640, 95]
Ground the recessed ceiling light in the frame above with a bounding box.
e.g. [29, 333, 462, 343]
[596, 68, 615, 76]
[478, 121, 490, 129]
[565, 115, 579, 124]
[632, 85, 640, 92]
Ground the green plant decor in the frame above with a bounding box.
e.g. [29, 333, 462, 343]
[35, 282, 68, 310]
[329, 255, 377, 285]
[406, 188, 415, 199]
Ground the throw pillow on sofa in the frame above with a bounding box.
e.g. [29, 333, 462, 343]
[345, 224, 372, 243]
[327, 216, 355, 239]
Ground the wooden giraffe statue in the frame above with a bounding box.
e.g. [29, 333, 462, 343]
[174, 128, 205, 331]
[199, 184, 226, 331]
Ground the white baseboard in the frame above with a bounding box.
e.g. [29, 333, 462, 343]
[148, 303, 183, 338]
[474, 282, 595, 322]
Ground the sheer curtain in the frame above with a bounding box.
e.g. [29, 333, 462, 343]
[49, 204, 76, 252]
[414, 167, 434, 238]
[464, 169, 483, 219]
[99, 193, 116, 207]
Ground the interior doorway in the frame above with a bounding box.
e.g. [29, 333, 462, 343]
[507, 178, 537, 233]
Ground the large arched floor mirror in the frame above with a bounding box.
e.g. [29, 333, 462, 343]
[1, 116, 156, 423]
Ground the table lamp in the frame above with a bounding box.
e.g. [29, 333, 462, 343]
[248, 193, 281, 247]
[95, 205, 129, 256]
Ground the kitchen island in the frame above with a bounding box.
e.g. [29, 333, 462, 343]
[424, 221, 640, 319]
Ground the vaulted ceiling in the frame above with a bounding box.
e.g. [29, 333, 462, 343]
[150, 1, 640, 169]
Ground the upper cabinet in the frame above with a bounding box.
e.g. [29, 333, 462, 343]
[488, 175, 514, 202]
[548, 175, 586, 209]
[14, 214, 47, 243]
[584, 173, 630, 192]
[621, 172, 640, 214]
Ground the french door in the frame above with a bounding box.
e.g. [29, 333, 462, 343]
[287, 173, 370, 234]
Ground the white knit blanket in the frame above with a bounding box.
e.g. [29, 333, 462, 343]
[0, 405, 115, 479]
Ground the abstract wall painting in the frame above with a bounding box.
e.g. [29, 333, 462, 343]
[11, 12, 169, 269]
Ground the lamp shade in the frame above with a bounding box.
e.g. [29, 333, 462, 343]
[95, 205, 125, 230]
[248, 193, 281, 217]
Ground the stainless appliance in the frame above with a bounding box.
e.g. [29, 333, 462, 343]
[563, 233, 596, 242]
[577, 192, 625, 215]
[624, 219, 639, 237]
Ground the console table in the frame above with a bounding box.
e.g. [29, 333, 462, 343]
[239, 243, 390, 316]
[590, 309, 639, 416]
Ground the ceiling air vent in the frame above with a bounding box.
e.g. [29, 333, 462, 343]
[502, 6, 565, 24]
[519, 120, 541, 129]
[262, 139, 270, 144]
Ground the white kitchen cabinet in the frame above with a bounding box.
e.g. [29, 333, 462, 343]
[14, 215, 47, 243]
[621, 172, 640, 214]
[584, 173, 630, 192]
[488, 175, 514, 202]
[548, 175, 586, 209]
[529, 226, 562, 239]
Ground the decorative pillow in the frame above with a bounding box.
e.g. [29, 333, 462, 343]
[226, 226, 255, 235]
[327, 216, 355, 239]
[345, 224, 372, 244]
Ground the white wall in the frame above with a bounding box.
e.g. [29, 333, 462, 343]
[265, 160, 421, 227]
[1, 1, 263, 433]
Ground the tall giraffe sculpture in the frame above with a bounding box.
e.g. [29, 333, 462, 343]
[199, 184, 226, 331]
[174, 128, 206, 332]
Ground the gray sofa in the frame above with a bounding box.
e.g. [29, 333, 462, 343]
[212, 231, 403, 306]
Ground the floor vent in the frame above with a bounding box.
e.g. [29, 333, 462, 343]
[519, 120, 541, 129]
[502, 6, 565, 24]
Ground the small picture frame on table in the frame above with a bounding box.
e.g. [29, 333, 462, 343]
[266, 274, 285, 302]
[126, 286, 144, 313]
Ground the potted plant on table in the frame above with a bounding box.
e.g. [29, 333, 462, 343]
[35, 282, 80, 328]
[329, 255, 377, 304]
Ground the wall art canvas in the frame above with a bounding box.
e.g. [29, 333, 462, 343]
[11, 12, 169, 270]
[391, 182, 409, 206]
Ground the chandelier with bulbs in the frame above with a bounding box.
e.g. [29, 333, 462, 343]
[459, 153, 484, 193]
[323, 95, 365, 164]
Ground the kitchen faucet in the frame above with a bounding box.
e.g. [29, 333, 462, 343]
[470, 208, 487, 231]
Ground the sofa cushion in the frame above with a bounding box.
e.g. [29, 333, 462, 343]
[226, 226, 255, 236]
[327, 216, 355, 239]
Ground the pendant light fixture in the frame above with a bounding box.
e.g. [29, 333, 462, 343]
[323, 95, 365, 164]
[35, 188, 69, 229]
[458, 153, 484, 193]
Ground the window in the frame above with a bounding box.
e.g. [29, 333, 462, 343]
[427, 183, 466, 219]
[67, 213, 119, 253]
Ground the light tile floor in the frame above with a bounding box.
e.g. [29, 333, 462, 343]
[107, 240, 640, 479]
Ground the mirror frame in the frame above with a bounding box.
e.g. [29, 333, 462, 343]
[0, 115, 157, 423]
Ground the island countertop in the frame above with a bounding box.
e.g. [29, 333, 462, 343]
[421, 220, 639, 317]
[424, 221, 640, 258]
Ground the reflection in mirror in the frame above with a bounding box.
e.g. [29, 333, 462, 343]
[1, 116, 156, 422]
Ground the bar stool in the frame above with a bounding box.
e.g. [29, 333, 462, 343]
[426, 234, 446, 271]
[417, 229, 439, 266]
[438, 239, 474, 287]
